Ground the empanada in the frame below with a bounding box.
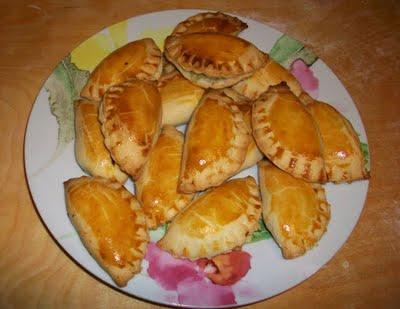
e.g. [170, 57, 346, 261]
[231, 56, 303, 100]
[99, 79, 162, 180]
[64, 176, 149, 287]
[135, 125, 195, 229]
[252, 84, 326, 183]
[235, 102, 264, 171]
[258, 160, 330, 259]
[172, 11, 248, 36]
[81, 38, 162, 101]
[179, 91, 250, 193]
[164, 33, 267, 89]
[157, 68, 204, 126]
[158, 176, 261, 259]
[74, 99, 127, 183]
[300, 93, 369, 183]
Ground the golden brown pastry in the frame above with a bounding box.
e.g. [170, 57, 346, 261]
[135, 125, 195, 229]
[172, 11, 248, 36]
[164, 33, 267, 89]
[222, 88, 251, 104]
[300, 93, 369, 183]
[235, 102, 264, 171]
[74, 99, 127, 183]
[99, 79, 162, 180]
[258, 160, 330, 259]
[252, 84, 326, 183]
[81, 38, 162, 101]
[161, 58, 177, 75]
[179, 91, 250, 193]
[157, 68, 204, 126]
[158, 176, 261, 260]
[64, 176, 149, 287]
[231, 56, 303, 100]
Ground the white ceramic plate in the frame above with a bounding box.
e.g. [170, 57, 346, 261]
[25, 9, 370, 308]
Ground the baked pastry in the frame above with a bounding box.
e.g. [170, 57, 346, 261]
[172, 11, 248, 36]
[178, 91, 250, 193]
[235, 102, 263, 171]
[161, 58, 177, 75]
[258, 160, 330, 259]
[252, 84, 326, 182]
[81, 38, 162, 100]
[74, 99, 127, 183]
[300, 93, 369, 183]
[164, 33, 267, 89]
[64, 176, 149, 287]
[158, 176, 261, 259]
[231, 55, 303, 100]
[99, 79, 162, 180]
[157, 68, 204, 125]
[222, 87, 251, 104]
[135, 125, 195, 229]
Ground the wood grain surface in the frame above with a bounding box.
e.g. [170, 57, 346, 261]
[1, 0, 399, 308]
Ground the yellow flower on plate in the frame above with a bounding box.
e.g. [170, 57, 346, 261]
[71, 20, 128, 71]
[71, 21, 173, 72]
[139, 26, 174, 50]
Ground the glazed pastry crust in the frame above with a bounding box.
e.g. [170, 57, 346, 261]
[81, 38, 162, 100]
[252, 84, 326, 183]
[164, 33, 267, 89]
[99, 79, 162, 180]
[234, 102, 264, 171]
[179, 91, 250, 193]
[135, 125, 195, 229]
[157, 69, 204, 126]
[172, 11, 248, 36]
[232, 56, 303, 100]
[258, 160, 330, 259]
[158, 177, 262, 260]
[74, 99, 127, 183]
[64, 176, 149, 287]
[222, 88, 251, 104]
[300, 93, 369, 183]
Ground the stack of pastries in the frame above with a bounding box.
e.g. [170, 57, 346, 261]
[64, 11, 369, 287]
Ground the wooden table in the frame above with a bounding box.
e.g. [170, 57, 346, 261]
[1, 1, 399, 308]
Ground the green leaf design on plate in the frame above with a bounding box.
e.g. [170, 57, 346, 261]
[33, 56, 89, 176]
[149, 223, 168, 242]
[270, 35, 318, 69]
[361, 142, 371, 172]
[45, 55, 89, 149]
[248, 219, 271, 243]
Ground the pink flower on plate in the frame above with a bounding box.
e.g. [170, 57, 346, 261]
[291, 59, 319, 98]
[177, 275, 236, 306]
[145, 242, 242, 306]
[145, 242, 198, 291]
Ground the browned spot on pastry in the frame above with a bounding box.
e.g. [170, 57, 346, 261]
[203, 58, 213, 67]
[274, 147, 284, 160]
[311, 221, 321, 232]
[289, 158, 297, 169]
[302, 162, 311, 178]
[319, 169, 327, 183]
[141, 146, 150, 156]
[263, 127, 272, 134]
